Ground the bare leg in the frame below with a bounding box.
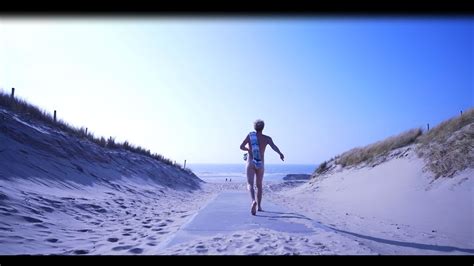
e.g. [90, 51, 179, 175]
[255, 166, 264, 211]
[246, 163, 257, 215]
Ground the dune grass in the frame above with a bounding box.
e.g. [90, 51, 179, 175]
[417, 108, 474, 146]
[315, 107, 473, 178]
[336, 128, 422, 168]
[416, 108, 474, 178]
[0, 89, 189, 172]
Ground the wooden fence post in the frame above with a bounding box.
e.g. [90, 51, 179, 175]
[184, 160, 187, 169]
[11, 88, 15, 98]
[54, 110, 57, 122]
[427, 123, 429, 131]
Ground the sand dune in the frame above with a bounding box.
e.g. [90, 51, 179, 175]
[267, 149, 474, 255]
[1, 105, 472, 255]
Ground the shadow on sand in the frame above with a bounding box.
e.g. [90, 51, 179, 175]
[256, 210, 312, 220]
[328, 226, 474, 254]
[256, 209, 474, 254]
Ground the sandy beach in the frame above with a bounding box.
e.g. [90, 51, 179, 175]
[1, 99, 472, 255]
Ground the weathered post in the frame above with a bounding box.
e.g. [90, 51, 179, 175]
[427, 123, 429, 131]
[11, 88, 15, 98]
[184, 160, 187, 169]
[54, 110, 57, 122]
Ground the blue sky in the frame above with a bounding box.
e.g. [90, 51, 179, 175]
[0, 18, 472, 164]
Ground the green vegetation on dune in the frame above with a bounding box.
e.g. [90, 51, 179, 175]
[313, 108, 474, 179]
[0, 90, 189, 173]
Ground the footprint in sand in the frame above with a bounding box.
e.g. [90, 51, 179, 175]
[46, 238, 59, 243]
[0, 206, 18, 213]
[0, 192, 9, 201]
[73, 250, 89, 255]
[195, 245, 208, 253]
[112, 245, 133, 251]
[107, 237, 119, 243]
[129, 248, 143, 254]
[22, 216, 43, 223]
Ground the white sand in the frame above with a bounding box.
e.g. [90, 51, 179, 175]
[1, 107, 472, 255]
[153, 182, 376, 255]
[266, 149, 474, 255]
[156, 227, 372, 255]
[0, 177, 216, 255]
[0, 107, 206, 255]
[2, 161, 471, 255]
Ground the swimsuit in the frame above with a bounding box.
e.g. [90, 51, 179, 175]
[248, 132, 263, 169]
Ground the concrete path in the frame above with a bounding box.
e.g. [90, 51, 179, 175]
[157, 191, 474, 255]
[158, 191, 328, 249]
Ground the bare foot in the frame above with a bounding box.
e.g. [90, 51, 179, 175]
[251, 201, 257, 215]
[257, 207, 263, 212]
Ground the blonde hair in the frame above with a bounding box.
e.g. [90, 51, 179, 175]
[254, 119, 265, 132]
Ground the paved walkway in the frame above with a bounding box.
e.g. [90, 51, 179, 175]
[158, 191, 327, 249]
[158, 191, 474, 255]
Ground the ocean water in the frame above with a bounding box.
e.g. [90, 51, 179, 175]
[187, 163, 317, 183]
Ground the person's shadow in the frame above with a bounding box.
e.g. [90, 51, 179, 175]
[328, 226, 474, 254]
[256, 209, 474, 254]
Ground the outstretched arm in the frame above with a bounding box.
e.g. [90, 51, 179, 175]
[240, 136, 250, 152]
[268, 137, 284, 161]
